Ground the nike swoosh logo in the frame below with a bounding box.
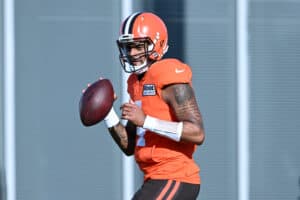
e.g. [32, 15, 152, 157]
[175, 68, 185, 73]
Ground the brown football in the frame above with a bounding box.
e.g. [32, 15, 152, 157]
[79, 79, 114, 126]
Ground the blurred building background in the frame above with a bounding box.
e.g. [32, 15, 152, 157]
[1, 0, 300, 200]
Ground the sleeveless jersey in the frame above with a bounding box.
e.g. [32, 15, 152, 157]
[127, 58, 200, 184]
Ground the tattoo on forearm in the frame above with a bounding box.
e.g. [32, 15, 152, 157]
[109, 124, 128, 149]
[108, 122, 136, 155]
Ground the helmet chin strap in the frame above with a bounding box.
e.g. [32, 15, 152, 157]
[134, 59, 157, 75]
[134, 58, 155, 74]
[134, 65, 149, 75]
[125, 59, 149, 74]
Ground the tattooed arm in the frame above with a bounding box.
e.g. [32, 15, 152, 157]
[121, 83, 205, 145]
[162, 83, 205, 145]
[107, 121, 136, 156]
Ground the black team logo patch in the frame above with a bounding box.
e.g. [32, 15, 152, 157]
[143, 84, 156, 96]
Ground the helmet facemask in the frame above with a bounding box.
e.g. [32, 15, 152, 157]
[117, 36, 154, 74]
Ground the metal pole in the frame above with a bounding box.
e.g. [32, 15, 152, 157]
[3, 0, 17, 199]
[121, 1, 134, 200]
[237, 0, 250, 199]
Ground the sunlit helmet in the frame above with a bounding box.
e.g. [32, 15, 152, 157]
[117, 12, 169, 74]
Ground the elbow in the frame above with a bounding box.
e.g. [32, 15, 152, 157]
[181, 122, 205, 145]
[195, 128, 205, 146]
[123, 150, 134, 156]
[122, 147, 135, 156]
[196, 133, 205, 145]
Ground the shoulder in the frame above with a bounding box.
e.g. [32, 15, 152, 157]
[150, 58, 191, 73]
[148, 58, 192, 88]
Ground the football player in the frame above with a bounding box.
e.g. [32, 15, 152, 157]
[104, 12, 205, 200]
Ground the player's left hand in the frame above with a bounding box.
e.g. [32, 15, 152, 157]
[121, 99, 146, 127]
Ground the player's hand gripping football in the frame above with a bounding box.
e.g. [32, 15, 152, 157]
[121, 99, 146, 127]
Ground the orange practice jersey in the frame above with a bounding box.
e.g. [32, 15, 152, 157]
[127, 58, 200, 184]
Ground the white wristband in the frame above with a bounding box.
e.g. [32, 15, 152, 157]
[143, 115, 183, 142]
[104, 107, 120, 128]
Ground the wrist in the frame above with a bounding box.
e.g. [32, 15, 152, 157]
[104, 107, 120, 128]
[143, 115, 183, 141]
